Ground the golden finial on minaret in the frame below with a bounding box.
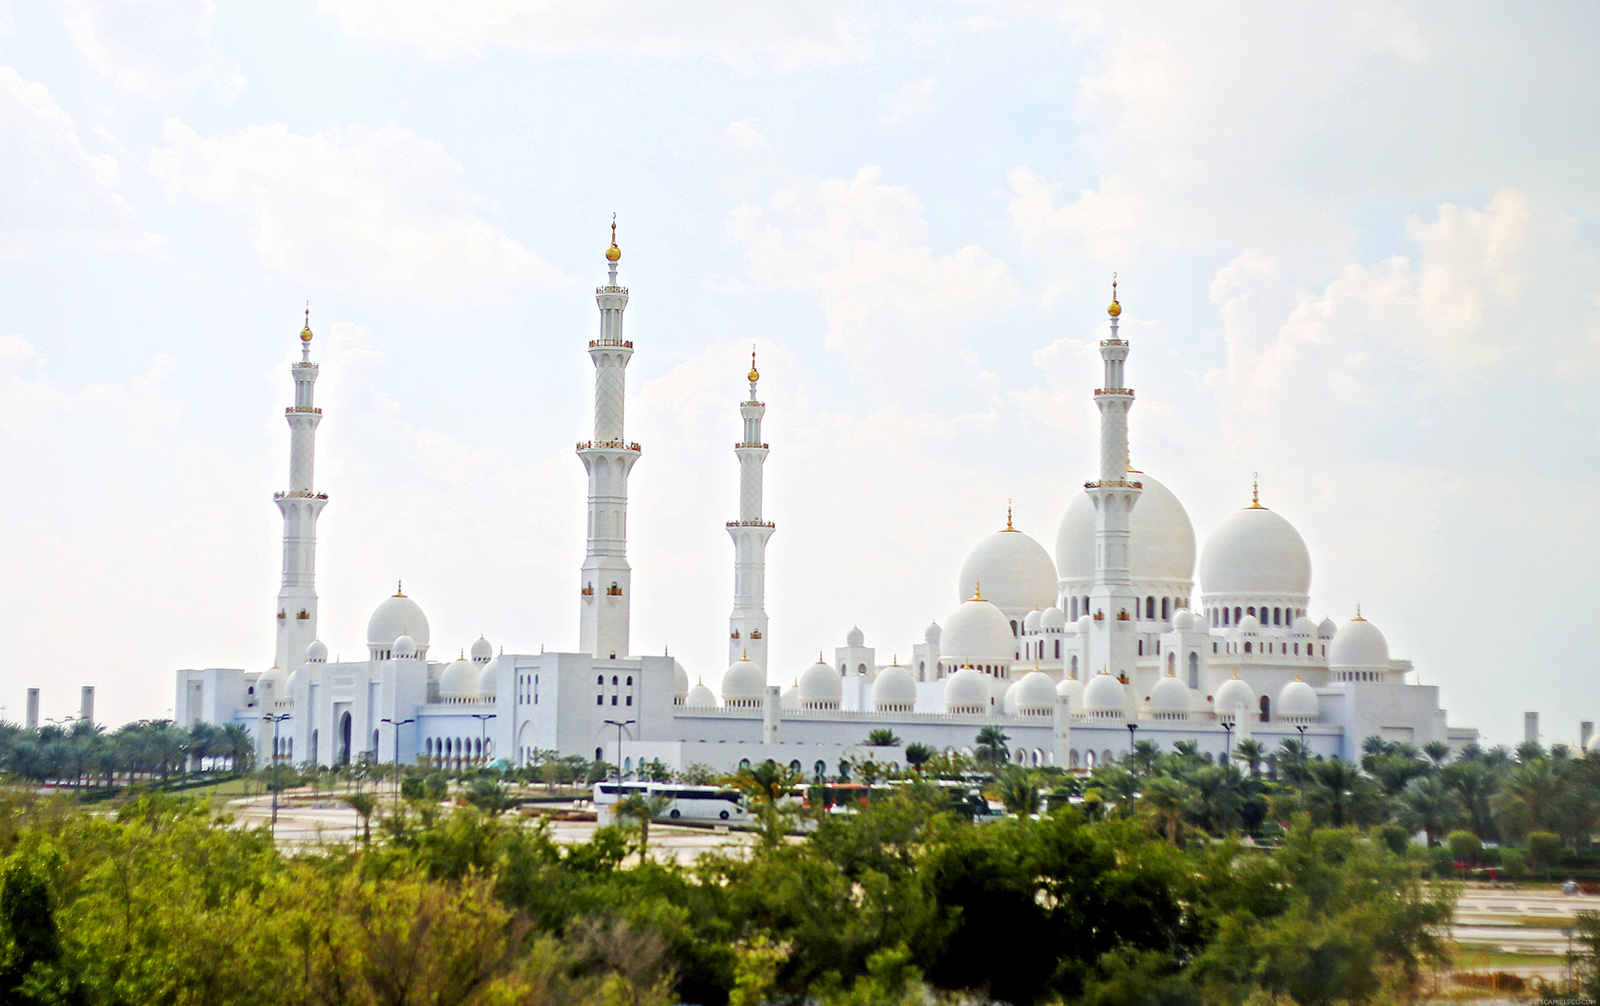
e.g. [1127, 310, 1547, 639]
[395, 579, 403, 596]
[300, 302, 313, 342]
[1005, 499, 1014, 531]
[742, 647, 749, 661]
[1248, 472, 1263, 508]
[1107, 272, 1121, 317]
[748, 344, 759, 382]
[606, 213, 621, 262]
[971, 579, 984, 601]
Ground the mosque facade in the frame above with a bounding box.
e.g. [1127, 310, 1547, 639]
[175, 236, 1479, 777]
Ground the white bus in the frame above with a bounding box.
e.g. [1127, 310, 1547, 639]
[591, 781, 749, 823]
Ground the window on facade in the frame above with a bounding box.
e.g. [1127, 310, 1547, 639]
[1146, 597, 1156, 619]
[596, 675, 603, 685]
[626, 676, 632, 686]
[1244, 642, 1252, 654]
[611, 695, 618, 705]
[626, 695, 632, 705]
[596, 695, 603, 705]
[1054, 640, 1061, 659]
[1162, 597, 1170, 619]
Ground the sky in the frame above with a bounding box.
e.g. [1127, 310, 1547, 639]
[1, 0, 1597, 746]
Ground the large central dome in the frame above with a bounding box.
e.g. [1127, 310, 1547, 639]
[957, 526, 1057, 618]
[1199, 505, 1311, 597]
[1056, 471, 1196, 588]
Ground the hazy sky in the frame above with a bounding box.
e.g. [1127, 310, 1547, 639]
[2, 0, 1597, 745]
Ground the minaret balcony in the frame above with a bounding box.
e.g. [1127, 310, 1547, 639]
[1093, 387, 1133, 396]
[285, 406, 323, 414]
[1099, 339, 1127, 348]
[1084, 479, 1143, 490]
[274, 490, 329, 499]
[735, 442, 769, 449]
[576, 439, 642, 453]
[588, 337, 633, 348]
[726, 520, 775, 528]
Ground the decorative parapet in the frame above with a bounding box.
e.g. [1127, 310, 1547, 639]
[274, 490, 329, 499]
[588, 336, 631, 347]
[735, 442, 769, 449]
[1085, 479, 1143, 490]
[725, 520, 776, 528]
[576, 440, 642, 452]
[285, 406, 323, 414]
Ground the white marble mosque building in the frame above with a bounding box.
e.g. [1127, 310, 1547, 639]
[176, 232, 1479, 778]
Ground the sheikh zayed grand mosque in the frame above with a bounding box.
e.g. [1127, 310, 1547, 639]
[175, 229, 1480, 777]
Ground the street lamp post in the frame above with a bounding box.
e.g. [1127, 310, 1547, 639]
[1125, 722, 1139, 766]
[603, 719, 636, 781]
[263, 713, 292, 837]
[1220, 720, 1235, 833]
[1294, 723, 1309, 810]
[468, 713, 497, 768]
[381, 717, 415, 811]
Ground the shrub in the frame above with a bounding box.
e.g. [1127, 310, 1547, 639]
[1428, 845, 1456, 878]
[1372, 824, 1409, 856]
[400, 775, 425, 801]
[1527, 832, 1561, 875]
[1447, 830, 1482, 863]
[1499, 848, 1527, 881]
[423, 772, 449, 800]
[1479, 846, 1502, 867]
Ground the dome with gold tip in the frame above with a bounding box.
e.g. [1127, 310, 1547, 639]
[605, 218, 621, 262]
[747, 347, 759, 382]
[299, 306, 314, 342]
[1107, 299, 1121, 317]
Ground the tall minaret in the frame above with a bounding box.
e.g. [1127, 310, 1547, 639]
[726, 349, 774, 672]
[274, 309, 329, 671]
[577, 221, 639, 659]
[1085, 279, 1141, 683]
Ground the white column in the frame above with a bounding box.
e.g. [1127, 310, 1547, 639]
[274, 312, 328, 672]
[577, 228, 639, 659]
[1086, 283, 1141, 686]
[727, 351, 774, 673]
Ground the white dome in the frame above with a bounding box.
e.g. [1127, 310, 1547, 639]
[1083, 671, 1128, 717]
[1057, 472, 1196, 586]
[1023, 609, 1043, 632]
[1293, 616, 1318, 636]
[799, 659, 842, 707]
[1056, 675, 1085, 712]
[1214, 675, 1257, 722]
[673, 660, 689, 699]
[1150, 673, 1192, 716]
[1001, 680, 1022, 715]
[846, 625, 865, 647]
[1015, 670, 1056, 713]
[1318, 617, 1338, 639]
[439, 657, 477, 700]
[1172, 609, 1194, 632]
[1238, 614, 1260, 634]
[470, 636, 493, 663]
[685, 681, 717, 708]
[1076, 614, 1092, 634]
[872, 664, 917, 710]
[780, 684, 801, 710]
[477, 656, 500, 697]
[283, 666, 303, 694]
[924, 621, 942, 644]
[1040, 606, 1066, 629]
[1199, 505, 1311, 597]
[944, 666, 990, 712]
[1329, 615, 1389, 668]
[959, 527, 1058, 618]
[394, 634, 417, 658]
[305, 639, 328, 663]
[257, 665, 287, 700]
[368, 592, 429, 650]
[1279, 677, 1319, 720]
[721, 656, 767, 704]
[940, 596, 1016, 665]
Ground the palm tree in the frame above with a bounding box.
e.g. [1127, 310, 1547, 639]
[1275, 738, 1312, 787]
[1232, 739, 1266, 779]
[974, 726, 1010, 768]
[992, 769, 1040, 818]
[1128, 739, 1162, 777]
[345, 791, 377, 843]
[903, 742, 936, 771]
[1140, 775, 1193, 844]
[1442, 758, 1501, 840]
[726, 761, 803, 846]
[1087, 766, 1139, 819]
[1172, 740, 1203, 764]
[1422, 740, 1452, 768]
[221, 723, 255, 772]
[1306, 759, 1383, 828]
[1397, 774, 1464, 846]
[864, 728, 901, 747]
[1492, 759, 1562, 842]
[614, 792, 671, 853]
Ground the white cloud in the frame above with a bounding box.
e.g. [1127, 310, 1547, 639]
[878, 76, 937, 125]
[722, 117, 773, 155]
[0, 66, 155, 261]
[61, 0, 244, 99]
[316, 0, 872, 73]
[725, 165, 1019, 382]
[149, 120, 566, 307]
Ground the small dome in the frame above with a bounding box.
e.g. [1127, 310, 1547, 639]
[721, 656, 767, 705]
[924, 620, 942, 644]
[1058, 472, 1196, 587]
[439, 657, 477, 700]
[1317, 617, 1338, 639]
[799, 659, 843, 708]
[1076, 614, 1092, 634]
[470, 636, 493, 663]
[1329, 614, 1389, 668]
[673, 660, 689, 699]
[780, 684, 801, 710]
[1023, 609, 1043, 633]
[1173, 609, 1195, 632]
[1015, 670, 1056, 714]
[959, 527, 1058, 618]
[1056, 675, 1085, 712]
[685, 681, 717, 708]
[944, 666, 990, 713]
[257, 665, 287, 700]
[1199, 504, 1311, 597]
[940, 595, 1016, 666]
[1150, 672, 1192, 716]
[306, 639, 328, 663]
[846, 625, 865, 647]
[1238, 614, 1260, 635]
[1214, 675, 1257, 722]
[1040, 606, 1066, 630]
[394, 634, 417, 658]
[284, 666, 303, 694]
[1082, 671, 1127, 717]
[1279, 677, 1319, 720]
[368, 592, 429, 650]
[1293, 616, 1318, 636]
[478, 656, 500, 697]
[872, 664, 917, 710]
[1001, 680, 1022, 715]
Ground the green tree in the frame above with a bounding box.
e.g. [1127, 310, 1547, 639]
[1140, 775, 1194, 845]
[345, 791, 377, 844]
[902, 743, 935, 771]
[1492, 759, 1562, 842]
[613, 792, 670, 853]
[1396, 774, 1464, 847]
[1232, 738, 1266, 780]
[991, 769, 1040, 817]
[973, 726, 1010, 768]
[863, 729, 901, 747]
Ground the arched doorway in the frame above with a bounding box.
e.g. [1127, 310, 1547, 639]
[338, 711, 352, 766]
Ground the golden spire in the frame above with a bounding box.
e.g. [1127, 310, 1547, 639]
[748, 344, 759, 383]
[1248, 472, 1263, 509]
[971, 579, 984, 601]
[606, 214, 621, 262]
[395, 579, 403, 596]
[1353, 603, 1364, 621]
[1005, 499, 1014, 531]
[300, 303, 313, 343]
[742, 647, 749, 661]
[1107, 272, 1121, 317]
